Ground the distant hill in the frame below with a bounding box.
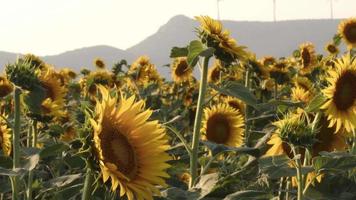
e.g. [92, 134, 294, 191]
[0, 15, 342, 78]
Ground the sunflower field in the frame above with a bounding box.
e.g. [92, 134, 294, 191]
[0, 16, 356, 200]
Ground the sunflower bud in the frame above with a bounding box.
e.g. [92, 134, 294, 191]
[5, 58, 41, 90]
[276, 113, 317, 148]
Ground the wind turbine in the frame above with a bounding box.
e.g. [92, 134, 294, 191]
[273, 0, 277, 22]
[216, 0, 224, 20]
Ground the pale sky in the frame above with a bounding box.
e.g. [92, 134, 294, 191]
[0, 0, 355, 55]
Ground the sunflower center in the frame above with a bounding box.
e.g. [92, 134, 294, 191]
[175, 61, 189, 77]
[228, 101, 241, 112]
[210, 68, 221, 82]
[333, 71, 356, 111]
[41, 82, 56, 100]
[344, 23, 356, 43]
[101, 130, 137, 180]
[206, 114, 230, 144]
[301, 48, 311, 67]
[327, 45, 337, 53]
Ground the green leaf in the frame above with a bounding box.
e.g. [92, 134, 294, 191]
[258, 155, 291, 168]
[256, 100, 303, 111]
[195, 173, 219, 198]
[210, 81, 258, 108]
[0, 156, 12, 168]
[0, 167, 20, 176]
[313, 152, 356, 172]
[170, 46, 188, 58]
[305, 93, 327, 112]
[202, 141, 260, 157]
[22, 153, 40, 171]
[40, 143, 69, 159]
[43, 174, 82, 188]
[224, 190, 273, 200]
[187, 40, 214, 67]
[23, 84, 46, 114]
[333, 34, 342, 46]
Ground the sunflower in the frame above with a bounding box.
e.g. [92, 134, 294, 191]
[338, 18, 356, 48]
[94, 58, 106, 69]
[324, 42, 339, 55]
[269, 60, 290, 84]
[38, 68, 67, 117]
[291, 86, 313, 104]
[320, 55, 356, 133]
[195, 16, 247, 63]
[0, 115, 11, 156]
[81, 70, 114, 96]
[201, 103, 244, 147]
[0, 76, 14, 98]
[90, 86, 171, 200]
[208, 60, 223, 83]
[223, 96, 246, 114]
[129, 56, 162, 85]
[299, 42, 317, 75]
[260, 56, 276, 67]
[171, 57, 192, 83]
[293, 76, 313, 92]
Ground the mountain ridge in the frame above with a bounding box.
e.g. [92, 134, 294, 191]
[0, 15, 343, 78]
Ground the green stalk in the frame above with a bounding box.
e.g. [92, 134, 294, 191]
[82, 161, 94, 200]
[352, 129, 356, 154]
[189, 56, 210, 189]
[292, 145, 304, 200]
[11, 88, 21, 200]
[26, 120, 37, 200]
[244, 68, 251, 146]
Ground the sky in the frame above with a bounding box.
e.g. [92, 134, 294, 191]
[0, 0, 355, 56]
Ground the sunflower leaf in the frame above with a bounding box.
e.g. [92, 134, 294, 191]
[23, 84, 46, 115]
[313, 152, 356, 172]
[170, 46, 188, 58]
[305, 93, 327, 112]
[224, 190, 273, 200]
[39, 143, 69, 159]
[210, 81, 258, 109]
[187, 40, 214, 67]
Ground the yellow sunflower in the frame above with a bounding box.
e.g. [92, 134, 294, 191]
[223, 96, 246, 114]
[201, 103, 244, 147]
[208, 60, 223, 83]
[129, 56, 162, 85]
[293, 76, 313, 92]
[0, 115, 11, 156]
[291, 86, 313, 104]
[38, 68, 67, 117]
[320, 55, 356, 133]
[0, 76, 14, 98]
[90, 86, 171, 200]
[269, 60, 290, 84]
[94, 57, 106, 69]
[260, 56, 276, 67]
[195, 16, 247, 62]
[299, 42, 317, 75]
[324, 42, 339, 55]
[81, 70, 114, 96]
[338, 18, 356, 49]
[171, 57, 192, 83]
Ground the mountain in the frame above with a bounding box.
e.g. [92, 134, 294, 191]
[0, 15, 342, 78]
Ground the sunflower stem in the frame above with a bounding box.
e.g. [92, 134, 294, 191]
[189, 56, 210, 189]
[26, 120, 37, 200]
[244, 67, 251, 146]
[82, 161, 94, 200]
[11, 87, 21, 200]
[292, 145, 304, 200]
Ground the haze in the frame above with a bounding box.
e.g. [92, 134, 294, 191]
[0, 0, 355, 55]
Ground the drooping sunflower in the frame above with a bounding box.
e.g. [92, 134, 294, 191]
[0, 76, 14, 98]
[201, 103, 244, 147]
[260, 56, 276, 67]
[338, 18, 356, 49]
[293, 76, 313, 92]
[80, 70, 114, 96]
[94, 57, 106, 69]
[38, 68, 67, 117]
[324, 42, 339, 55]
[299, 42, 317, 75]
[195, 16, 247, 63]
[0, 115, 11, 156]
[320, 55, 356, 133]
[171, 57, 192, 83]
[91, 86, 171, 200]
